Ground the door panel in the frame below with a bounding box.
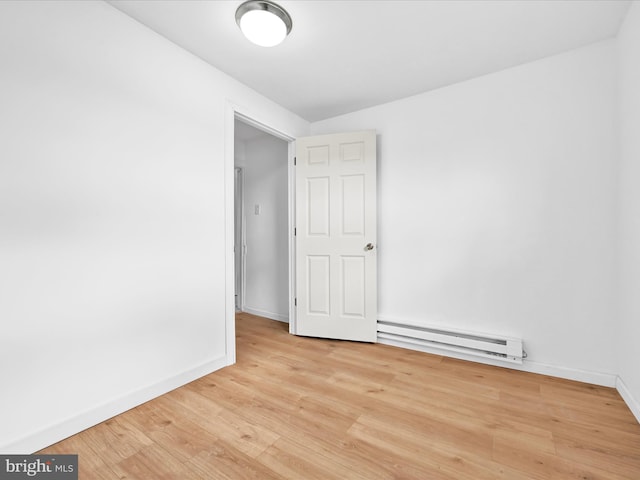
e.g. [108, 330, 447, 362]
[295, 130, 377, 342]
[341, 255, 365, 317]
[341, 174, 365, 235]
[307, 255, 330, 315]
[307, 177, 330, 236]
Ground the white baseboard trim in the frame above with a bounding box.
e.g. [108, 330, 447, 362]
[521, 359, 617, 387]
[242, 306, 289, 323]
[378, 336, 617, 388]
[1, 355, 229, 454]
[616, 376, 640, 424]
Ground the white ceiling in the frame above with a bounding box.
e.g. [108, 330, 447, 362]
[107, 0, 631, 122]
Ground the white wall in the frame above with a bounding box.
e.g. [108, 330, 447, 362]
[616, 2, 640, 420]
[236, 134, 289, 321]
[312, 40, 618, 385]
[0, 0, 308, 453]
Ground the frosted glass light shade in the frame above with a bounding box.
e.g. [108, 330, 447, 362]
[236, 1, 292, 47]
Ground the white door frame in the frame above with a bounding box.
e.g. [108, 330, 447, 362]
[224, 101, 297, 365]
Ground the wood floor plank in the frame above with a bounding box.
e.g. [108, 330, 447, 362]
[348, 416, 532, 480]
[37, 312, 640, 479]
[113, 444, 191, 480]
[40, 434, 116, 480]
[256, 438, 348, 480]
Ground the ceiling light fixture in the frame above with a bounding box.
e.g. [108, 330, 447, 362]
[235, 0, 293, 47]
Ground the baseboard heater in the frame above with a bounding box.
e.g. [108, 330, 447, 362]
[377, 319, 524, 364]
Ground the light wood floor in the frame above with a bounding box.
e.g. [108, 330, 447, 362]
[40, 312, 640, 479]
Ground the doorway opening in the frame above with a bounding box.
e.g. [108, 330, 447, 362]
[225, 105, 297, 365]
[233, 117, 292, 323]
[226, 107, 378, 364]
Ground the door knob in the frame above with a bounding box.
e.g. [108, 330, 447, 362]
[365, 243, 374, 251]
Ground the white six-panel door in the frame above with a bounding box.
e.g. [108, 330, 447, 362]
[295, 131, 377, 342]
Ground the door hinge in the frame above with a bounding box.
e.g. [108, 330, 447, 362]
[294, 227, 296, 236]
[294, 156, 296, 166]
[295, 298, 297, 306]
